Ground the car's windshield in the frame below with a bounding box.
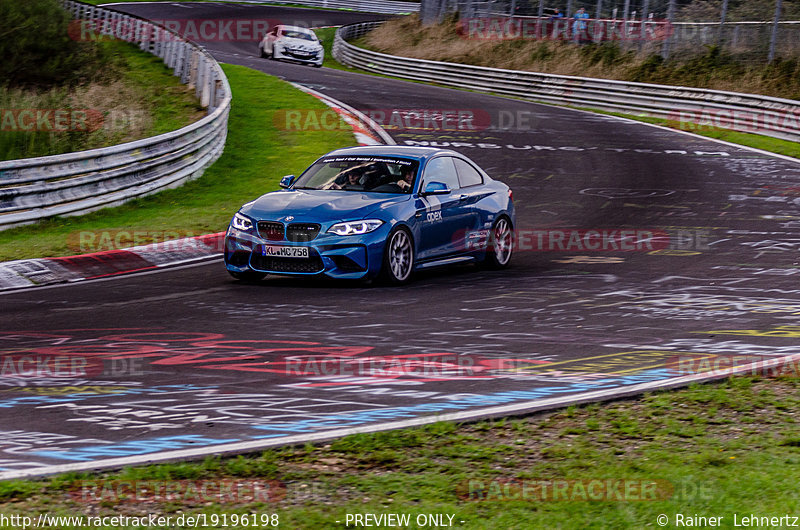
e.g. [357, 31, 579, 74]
[293, 156, 419, 194]
[281, 29, 317, 41]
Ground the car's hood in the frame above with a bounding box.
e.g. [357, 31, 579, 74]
[241, 189, 409, 222]
[279, 37, 321, 50]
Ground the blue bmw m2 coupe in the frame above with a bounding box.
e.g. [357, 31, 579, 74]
[224, 146, 514, 283]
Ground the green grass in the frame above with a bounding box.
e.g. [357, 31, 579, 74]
[0, 39, 202, 161]
[1, 376, 799, 528]
[0, 64, 355, 261]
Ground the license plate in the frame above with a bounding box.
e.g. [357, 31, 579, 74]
[262, 245, 309, 258]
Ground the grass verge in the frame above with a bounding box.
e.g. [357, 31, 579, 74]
[1, 376, 798, 528]
[0, 39, 203, 161]
[0, 64, 355, 261]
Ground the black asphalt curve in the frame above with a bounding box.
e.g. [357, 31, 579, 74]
[1, 3, 800, 478]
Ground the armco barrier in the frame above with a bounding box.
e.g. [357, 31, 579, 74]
[333, 21, 800, 144]
[0, 0, 231, 230]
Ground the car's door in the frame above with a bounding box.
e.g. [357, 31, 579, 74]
[416, 156, 473, 260]
[452, 157, 491, 250]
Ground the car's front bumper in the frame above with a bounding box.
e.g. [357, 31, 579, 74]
[273, 47, 323, 66]
[224, 224, 389, 280]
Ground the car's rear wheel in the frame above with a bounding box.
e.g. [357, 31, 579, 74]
[382, 227, 414, 284]
[259, 45, 267, 58]
[229, 270, 266, 282]
[485, 216, 513, 269]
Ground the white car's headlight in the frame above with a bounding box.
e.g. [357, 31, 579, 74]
[328, 220, 383, 236]
[232, 213, 253, 231]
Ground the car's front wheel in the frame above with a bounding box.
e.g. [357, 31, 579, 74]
[484, 216, 513, 269]
[382, 227, 414, 284]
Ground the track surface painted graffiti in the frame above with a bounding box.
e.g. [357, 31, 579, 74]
[1, 3, 799, 476]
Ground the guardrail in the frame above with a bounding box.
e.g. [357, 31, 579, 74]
[0, 0, 231, 230]
[333, 21, 800, 144]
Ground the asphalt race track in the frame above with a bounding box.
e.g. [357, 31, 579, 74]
[1, 3, 800, 478]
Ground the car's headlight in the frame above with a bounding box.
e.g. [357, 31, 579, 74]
[232, 213, 253, 231]
[328, 220, 383, 236]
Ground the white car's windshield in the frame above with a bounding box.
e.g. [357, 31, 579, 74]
[293, 156, 419, 194]
[281, 29, 317, 41]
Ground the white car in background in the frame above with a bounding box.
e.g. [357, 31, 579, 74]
[259, 25, 324, 67]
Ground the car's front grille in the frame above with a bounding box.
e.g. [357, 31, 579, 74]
[258, 221, 284, 241]
[287, 50, 316, 58]
[251, 254, 324, 274]
[287, 223, 321, 242]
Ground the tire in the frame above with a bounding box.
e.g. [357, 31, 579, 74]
[259, 46, 267, 59]
[229, 270, 266, 282]
[381, 227, 414, 284]
[484, 216, 513, 269]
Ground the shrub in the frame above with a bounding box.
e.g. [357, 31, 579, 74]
[0, 0, 115, 87]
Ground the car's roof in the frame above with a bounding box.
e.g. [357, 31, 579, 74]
[278, 25, 315, 33]
[323, 145, 462, 163]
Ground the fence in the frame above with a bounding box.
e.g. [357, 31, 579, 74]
[333, 21, 800, 143]
[420, 0, 798, 61]
[0, 0, 231, 230]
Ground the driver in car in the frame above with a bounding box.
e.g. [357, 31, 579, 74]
[328, 166, 365, 190]
[395, 166, 415, 191]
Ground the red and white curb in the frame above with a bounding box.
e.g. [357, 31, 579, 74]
[0, 233, 225, 291]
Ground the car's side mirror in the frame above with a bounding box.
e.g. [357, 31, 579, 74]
[279, 175, 296, 189]
[422, 181, 451, 195]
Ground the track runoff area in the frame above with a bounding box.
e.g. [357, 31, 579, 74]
[1, 3, 800, 477]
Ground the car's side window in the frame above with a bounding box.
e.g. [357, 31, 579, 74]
[453, 158, 484, 188]
[422, 157, 460, 192]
